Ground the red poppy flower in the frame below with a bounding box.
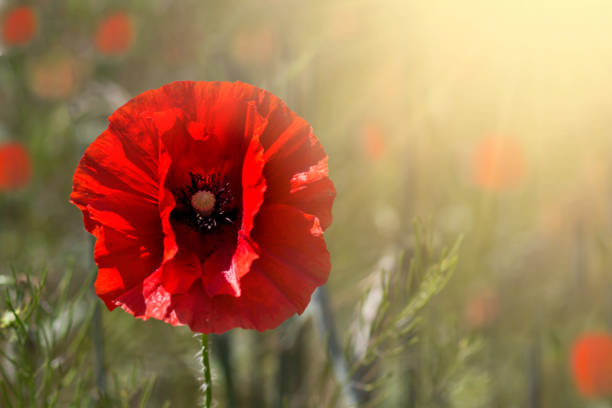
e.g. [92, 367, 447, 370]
[2, 6, 36, 46]
[95, 12, 134, 56]
[71, 81, 335, 333]
[0, 142, 31, 191]
[571, 332, 612, 397]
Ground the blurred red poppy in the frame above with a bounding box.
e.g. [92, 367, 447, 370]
[95, 12, 134, 56]
[232, 27, 278, 67]
[71, 81, 335, 334]
[0, 142, 31, 191]
[472, 136, 526, 191]
[571, 333, 612, 397]
[362, 121, 385, 161]
[329, 4, 359, 42]
[2, 6, 36, 46]
[29, 54, 79, 100]
[465, 289, 499, 328]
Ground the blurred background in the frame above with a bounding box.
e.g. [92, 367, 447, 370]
[2, 0, 612, 406]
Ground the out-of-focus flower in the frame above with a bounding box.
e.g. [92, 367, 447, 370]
[362, 121, 386, 161]
[472, 136, 526, 191]
[571, 333, 612, 398]
[537, 200, 564, 237]
[328, 4, 359, 42]
[1, 6, 36, 46]
[538, 157, 610, 238]
[156, 11, 200, 68]
[0, 142, 31, 191]
[231, 26, 278, 67]
[464, 289, 499, 328]
[160, 28, 196, 67]
[95, 12, 134, 56]
[368, 61, 407, 117]
[71, 81, 335, 334]
[28, 53, 80, 101]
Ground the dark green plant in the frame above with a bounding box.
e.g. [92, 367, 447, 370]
[0, 266, 155, 407]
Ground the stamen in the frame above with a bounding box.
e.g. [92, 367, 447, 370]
[171, 172, 238, 233]
[191, 190, 216, 217]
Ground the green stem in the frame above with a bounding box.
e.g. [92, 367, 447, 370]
[201, 334, 212, 408]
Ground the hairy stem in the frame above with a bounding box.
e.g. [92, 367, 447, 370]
[201, 334, 212, 408]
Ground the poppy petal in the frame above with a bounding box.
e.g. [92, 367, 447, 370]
[113, 269, 180, 326]
[260, 111, 335, 230]
[161, 249, 201, 294]
[93, 226, 162, 307]
[251, 204, 330, 312]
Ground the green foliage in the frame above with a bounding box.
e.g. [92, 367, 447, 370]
[0, 266, 155, 408]
[346, 221, 463, 406]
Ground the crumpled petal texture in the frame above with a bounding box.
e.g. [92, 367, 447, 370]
[71, 81, 335, 333]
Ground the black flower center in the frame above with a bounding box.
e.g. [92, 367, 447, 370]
[171, 172, 238, 233]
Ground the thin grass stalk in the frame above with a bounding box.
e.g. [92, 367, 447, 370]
[527, 338, 541, 408]
[312, 286, 362, 407]
[89, 236, 106, 397]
